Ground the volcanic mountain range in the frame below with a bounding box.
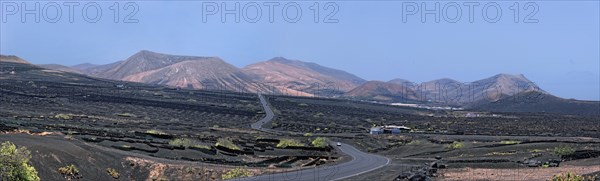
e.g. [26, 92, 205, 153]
[2, 50, 598, 115]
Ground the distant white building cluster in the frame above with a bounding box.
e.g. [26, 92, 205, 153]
[370, 125, 411, 135]
[390, 103, 463, 110]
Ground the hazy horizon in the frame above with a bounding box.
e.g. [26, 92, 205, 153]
[1, 1, 598, 100]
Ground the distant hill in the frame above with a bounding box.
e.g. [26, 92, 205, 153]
[120, 56, 261, 91]
[344, 81, 419, 102]
[71, 63, 98, 70]
[85, 50, 271, 92]
[345, 74, 543, 105]
[345, 74, 600, 115]
[417, 78, 464, 103]
[388, 78, 414, 86]
[0, 55, 30, 64]
[81, 60, 123, 76]
[43, 51, 367, 95]
[0, 57, 116, 85]
[243, 57, 366, 96]
[94, 50, 211, 80]
[466, 90, 600, 116]
[38, 64, 84, 74]
[468, 74, 542, 102]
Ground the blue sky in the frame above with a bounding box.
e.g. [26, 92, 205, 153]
[1, 1, 599, 100]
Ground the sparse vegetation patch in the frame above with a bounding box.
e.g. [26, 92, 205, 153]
[277, 139, 304, 148]
[106, 168, 119, 179]
[0, 141, 40, 181]
[215, 138, 240, 150]
[551, 171, 587, 181]
[311, 137, 328, 148]
[58, 164, 80, 180]
[54, 114, 73, 120]
[169, 138, 210, 149]
[445, 141, 464, 150]
[221, 167, 252, 180]
[554, 145, 575, 156]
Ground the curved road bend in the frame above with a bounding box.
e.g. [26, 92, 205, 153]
[238, 94, 390, 181]
[250, 94, 276, 134]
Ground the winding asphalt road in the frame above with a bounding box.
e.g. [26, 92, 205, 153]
[250, 94, 277, 134]
[238, 94, 390, 181]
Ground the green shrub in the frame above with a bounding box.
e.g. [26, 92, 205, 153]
[169, 138, 210, 149]
[0, 141, 40, 181]
[190, 145, 211, 150]
[54, 114, 72, 120]
[169, 138, 194, 147]
[221, 167, 252, 180]
[554, 145, 575, 156]
[215, 138, 240, 150]
[445, 141, 464, 150]
[542, 163, 550, 168]
[106, 168, 119, 179]
[311, 137, 328, 148]
[529, 149, 545, 153]
[58, 164, 79, 178]
[276, 139, 304, 148]
[551, 171, 586, 181]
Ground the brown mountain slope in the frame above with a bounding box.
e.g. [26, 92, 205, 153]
[469, 74, 543, 102]
[0, 55, 31, 64]
[90, 50, 273, 93]
[243, 57, 365, 96]
[96, 50, 213, 80]
[121, 57, 266, 92]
